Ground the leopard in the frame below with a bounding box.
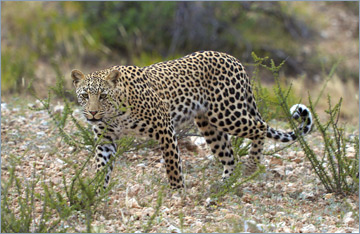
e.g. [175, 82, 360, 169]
[71, 50, 313, 191]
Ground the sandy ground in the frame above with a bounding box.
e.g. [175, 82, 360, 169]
[1, 99, 358, 233]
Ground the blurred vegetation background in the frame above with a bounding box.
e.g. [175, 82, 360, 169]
[1, 1, 359, 123]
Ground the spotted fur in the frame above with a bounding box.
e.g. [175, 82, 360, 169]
[71, 51, 313, 190]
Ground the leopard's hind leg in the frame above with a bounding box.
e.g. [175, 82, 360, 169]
[241, 135, 266, 176]
[195, 115, 236, 180]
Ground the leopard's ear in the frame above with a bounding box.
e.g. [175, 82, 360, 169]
[71, 69, 85, 87]
[105, 70, 120, 88]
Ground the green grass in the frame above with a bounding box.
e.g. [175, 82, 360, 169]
[254, 52, 359, 195]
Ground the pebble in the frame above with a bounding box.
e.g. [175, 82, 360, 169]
[191, 136, 206, 146]
[56, 158, 65, 165]
[205, 197, 216, 207]
[324, 193, 334, 199]
[1, 102, 8, 111]
[85, 145, 92, 150]
[36, 131, 45, 137]
[53, 104, 64, 114]
[127, 184, 142, 197]
[27, 103, 36, 109]
[299, 191, 315, 200]
[161, 207, 170, 214]
[142, 207, 154, 216]
[35, 100, 45, 108]
[206, 154, 215, 160]
[343, 212, 354, 226]
[167, 224, 181, 233]
[300, 224, 316, 233]
[244, 220, 262, 233]
[125, 197, 140, 208]
[68, 146, 76, 153]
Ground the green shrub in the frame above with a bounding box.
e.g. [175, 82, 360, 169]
[251, 53, 299, 121]
[1, 157, 40, 233]
[259, 54, 359, 195]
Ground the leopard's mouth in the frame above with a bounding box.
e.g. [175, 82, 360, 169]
[87, 118, 103, 122]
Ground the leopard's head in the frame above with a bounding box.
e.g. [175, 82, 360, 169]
[71, 69, 120, 123]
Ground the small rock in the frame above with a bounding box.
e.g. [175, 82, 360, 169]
[53, 104, 64, 114]
[41, 120, 48, 126]
[142, 207, 154, 216]
[324, 193, 334, 199]
[270, 156, 283, 166]
[69, 146, 76, 153]
[36, 131, 45, 137]
[270, 166, 286, 177]
[256, 224, 268, 232]
[205, 197, 216, 207]
[334, 228, 347, 233]
[244, 220, 262, 233]
[35, 100, 45, 109]
[1, 102, 8, 111]
[20, 144, 28, 150]
[206, 154, 215, 160]
[299, 191, 315, 201]
[300, 224, 316, 233]
[281, 226, 292, 232]
[168, 224, 181, 233]
[27, 103, 36, 109]
[293, 158, 302, 163]
[128, 184, 142, 197]
[125, 197, 141, 208]
[56, 158, 65, 164]
[38, 145, 47, 150]
[343, 212, 354, 226]
[161, 207, 170, 214]
[191, 136, 206, 146]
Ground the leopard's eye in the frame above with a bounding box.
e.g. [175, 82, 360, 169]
[81, 93, 89, 99]
[100, 94, 107, 99]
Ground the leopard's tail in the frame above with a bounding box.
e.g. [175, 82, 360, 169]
[266, 104, 313, 142]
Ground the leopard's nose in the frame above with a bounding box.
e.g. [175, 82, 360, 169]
[89, 111, 98, 116]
